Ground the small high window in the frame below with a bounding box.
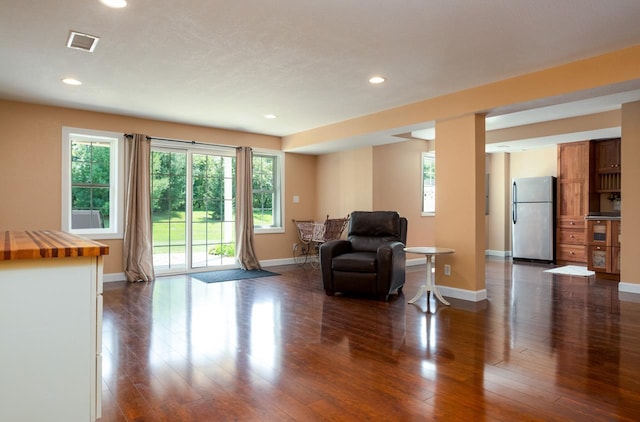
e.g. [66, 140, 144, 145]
[422, 152, 436, 215]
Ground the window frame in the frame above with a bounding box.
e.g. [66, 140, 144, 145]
[252, 149, 284, 234]
[422, 151, 436, 216]
[61, 127, 125, 239]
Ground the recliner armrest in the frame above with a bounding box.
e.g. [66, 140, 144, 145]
[320, 240, 353, 296]
[375, 241, 406, 299]
[376, 240, 405, 261]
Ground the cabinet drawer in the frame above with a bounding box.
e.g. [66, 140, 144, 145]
[588, 245, 609, 272]
[557, 228, 585, 245]
[557, 244, 587, 263]
[557, 217, 586, 229]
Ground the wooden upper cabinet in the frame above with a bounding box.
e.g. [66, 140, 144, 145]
[594, 138, 621, 192]
[558, 141, 590, 181]
[595, 138, 621, 173]
[557, 141, 593, 218]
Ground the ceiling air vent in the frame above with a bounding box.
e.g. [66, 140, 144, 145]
[66, 31, 99, 52]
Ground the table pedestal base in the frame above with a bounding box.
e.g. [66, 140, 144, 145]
[407, 254, 450, 306]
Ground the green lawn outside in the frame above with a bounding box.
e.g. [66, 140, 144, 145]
[152, 210, 273, 246]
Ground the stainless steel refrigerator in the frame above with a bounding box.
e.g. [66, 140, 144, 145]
[511, 176, 556, 263]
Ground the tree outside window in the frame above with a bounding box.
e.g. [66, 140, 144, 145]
[71, 140, 111, 228]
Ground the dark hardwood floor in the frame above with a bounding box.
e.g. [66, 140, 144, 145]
[100, 259, 640, 421]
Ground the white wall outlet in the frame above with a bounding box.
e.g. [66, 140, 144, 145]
[444, 264, 451, 276]
[293, 195, 300, 203]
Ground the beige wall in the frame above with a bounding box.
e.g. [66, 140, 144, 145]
[315, 140, 437, 247]
[509, 146, 557, 179]
[372, 140, 435, 247]
[0, 99, 314, 274]
[267, 152, 317, 260]
[316, 147, 373, 220]
[486, 153, 511, 254]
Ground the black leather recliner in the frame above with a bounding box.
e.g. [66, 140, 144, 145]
[319, 211, 407, 301]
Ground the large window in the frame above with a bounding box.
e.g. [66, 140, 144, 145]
[422, 152, 436, 215]
[61, 127, 124, 238]
[252, 152, 283, 231]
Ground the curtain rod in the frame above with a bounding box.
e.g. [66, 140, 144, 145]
[124, 133, 241, 150]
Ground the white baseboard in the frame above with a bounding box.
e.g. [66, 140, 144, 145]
[104, 272, 126, 283]
[486, 250, 511, 257]
[406, 257, 427, 267]
[260, 258, 297, 267]
[438, 286, 488, 302]
[619, 282, 640, 297]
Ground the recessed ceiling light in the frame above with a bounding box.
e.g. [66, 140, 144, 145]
[369, 76, 386, 84]
[62, 78, 83, 86]
[100, 0, 127, 8]
[264, 114, 277, 119]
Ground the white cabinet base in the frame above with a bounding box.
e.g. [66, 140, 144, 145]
[0, 256, 102, 422]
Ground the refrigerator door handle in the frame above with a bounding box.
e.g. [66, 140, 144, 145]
[512, 181, 517, 224]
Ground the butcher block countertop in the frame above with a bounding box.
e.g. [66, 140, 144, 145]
[1, 230, 109, 261]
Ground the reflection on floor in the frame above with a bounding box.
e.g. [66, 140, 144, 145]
[100, 258, 640, 421]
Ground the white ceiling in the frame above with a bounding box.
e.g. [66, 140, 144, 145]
[2, 0, 640, 153]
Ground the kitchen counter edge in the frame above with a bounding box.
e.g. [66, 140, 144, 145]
[584, 215, 621, 221]
[1, 230, 109, 261]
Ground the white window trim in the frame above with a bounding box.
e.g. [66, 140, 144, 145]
[422, 151, 436, 217]
[61, 127, 125, 239]
[253, 148, 285, 234]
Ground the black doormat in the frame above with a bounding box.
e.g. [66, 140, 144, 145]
[192, 269, 279, 284]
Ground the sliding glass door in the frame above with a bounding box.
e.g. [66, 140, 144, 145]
[151, 145, 236, 274]
[151, 149, 187, 272]
[191, 153, 236, 268]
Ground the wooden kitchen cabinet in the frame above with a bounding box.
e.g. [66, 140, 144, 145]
[556, 141, 594, 265]
[612, 220, 621, 247]
[557, 216, 587, 263]
[595, 138, 621, 173]
[558, 141, 591, 181]
[587, 219, 609, 246]
[594, 138, 621, 192]
[612, 220, 621, 274]
[586, 219, 620, 277]
[0, 231, 108, 421]
[588, 245, 611, 272]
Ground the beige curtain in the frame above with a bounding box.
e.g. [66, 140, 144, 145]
[236, 147, 262, 270]
[123, 133, 155, 282]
